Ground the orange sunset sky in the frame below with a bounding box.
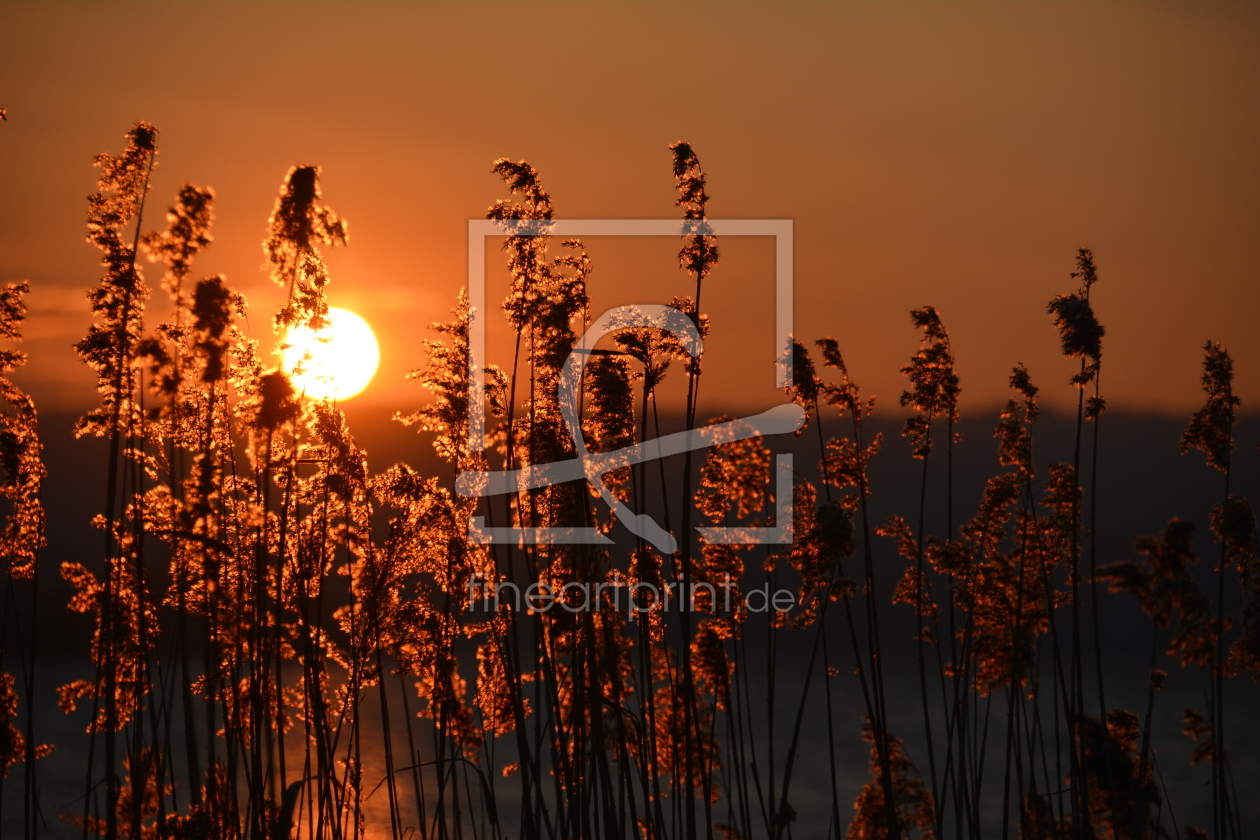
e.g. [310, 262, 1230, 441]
[2, 1, 1257, 420]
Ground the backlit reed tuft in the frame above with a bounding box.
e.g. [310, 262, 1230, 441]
[3, 123, 1256, 840]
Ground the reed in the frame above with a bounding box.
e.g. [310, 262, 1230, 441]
[0, 124, 1254, 840]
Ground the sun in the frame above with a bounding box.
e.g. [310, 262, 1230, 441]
[281, 307, 380, 401]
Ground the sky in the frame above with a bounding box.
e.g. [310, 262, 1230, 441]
[2, 0, 1257, 422]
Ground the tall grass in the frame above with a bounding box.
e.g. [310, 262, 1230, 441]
[0, 122, 1255, 840]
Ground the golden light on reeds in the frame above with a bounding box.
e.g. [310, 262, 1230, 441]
[4, 116, 1251, 840]
[281, 306, 380, 400]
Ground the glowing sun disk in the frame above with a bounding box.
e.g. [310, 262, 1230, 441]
[281, 308, 380, 400]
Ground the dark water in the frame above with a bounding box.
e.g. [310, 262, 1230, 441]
[5, 409, 1258, 837]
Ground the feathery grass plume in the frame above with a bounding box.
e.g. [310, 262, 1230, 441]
[1046, 249, 1104, 393]
[1097, 519, 1214, 668]
[1038, 463, 1080, 578]
[944, 369, 1045, 694]
[91, 123, 158, 225]
[959, 473, 1023, 566]
[813, 338, 883, 619]
[665, 294, 710, 341]
[1211, 496, 1257, 589]
[847, 720, 937, 840]
[814, 333, 882, 579]
[131, 186, 230, 465]
[0, 281, 45, 578]
[821, 434, 882, 500]
[487, 158, 554, 330]
[1009, 363, 1039, 418]
[692, 620, 734, 710]
[668, 140, 724, 836]
[881, 516, 940, 628]
[58, 530, 160, 729]
[485, 160, 635, 833]
[639, 293, 711, 382]
[954, 473, 1051, 694]
[815, 337, 902, 837]
[1230, 585, 1260, 680]
[1181, 341, 1238, 474]
[625, 544, 666, 625]
[670, 142, 716, 389]
[264, 165, 346, 286]
[150, 268, 241, 604]
[0, 672, 51, 778]
[75, 122, 158, 439]
[1046, 250, 1108, 837]
[1019, 791, 1058, 840]
[614, 319, 677, 402]
[667, 139, 718, 371]
[142, 184, 214, 308]
[1073, 710, 1161, 838]
[817, 337, 878, 423]
[233, 353, 380, 837]
[274, 252, 331, 335]
[67, 123, 160, 840]
[783, 338, 821, 434]
[63, 747, 168, 838]
[475, 633, 523, 738]
[649, 648, 719, 798]
[697, 417, 771, 524]
[975, 378, 1045, 726]
[786, 480, 856, 627]
[670, 141, 719, 283]
[0, 285, 51, 788]
[190, 275, 240, 384]
[397, 291, 485, 466]
[582, 352, 636, 508]
[307, 399, 451, 834]
[982, 363, 1053, 838]
[1178, 341, 1241, 839]
[264, 165, 343, 451]
[134, 332, 179, 417]
[995, 364, 1039, 476]
[899, 306, 960, 459]
[1182, 707, 1218, 767]
[529, 237, 590, 390]
[138, 276, 244, 827]
[375, 461, 488, 760]
[694, 543, 743, 624]
[487, 161, 589, 479]
[1211, 495, 1260, 678]
[248, 369, 301, 438]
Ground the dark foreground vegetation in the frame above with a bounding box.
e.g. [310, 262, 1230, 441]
[0, 123, 1256, 839]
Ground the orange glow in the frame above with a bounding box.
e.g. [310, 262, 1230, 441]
[281, 307, 380, 400]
